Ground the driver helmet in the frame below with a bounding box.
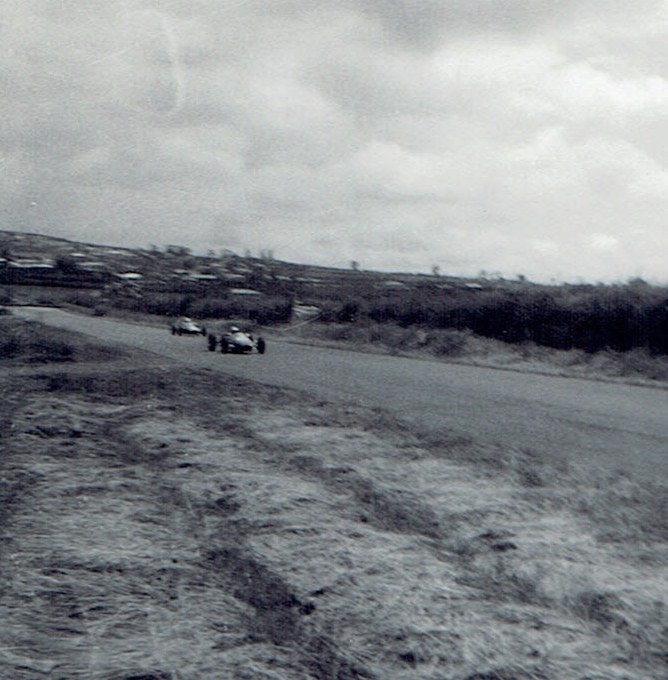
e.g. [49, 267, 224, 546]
[229, 326, 240, 332]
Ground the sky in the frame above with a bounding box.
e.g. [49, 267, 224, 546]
[2, 0, 668, 283]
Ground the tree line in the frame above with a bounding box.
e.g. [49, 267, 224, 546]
[314, 281, 668, 355]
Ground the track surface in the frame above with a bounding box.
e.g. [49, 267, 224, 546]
[13, 306, 668, 483]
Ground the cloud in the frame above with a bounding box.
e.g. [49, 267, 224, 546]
[587, 233, 619, 252]
[1, 0, 668, 282]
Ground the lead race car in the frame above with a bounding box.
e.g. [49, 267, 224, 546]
[207, 324, 266, 354]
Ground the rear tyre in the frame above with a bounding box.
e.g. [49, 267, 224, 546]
[257, 338, 266, 355]
[207, 334, 217, 351]
[171, 327, 176, 335]
[220, 338, 229, 354]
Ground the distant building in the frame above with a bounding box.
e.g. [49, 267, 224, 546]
[188, 273, 218, 282]
[9, 258, 55, 269]
[10, 254, 55, 267]
[79, 261, 108, 271]
[229, 288, 262, 297]
[166, 245, 191, 256]
[220, 273, 246, 282]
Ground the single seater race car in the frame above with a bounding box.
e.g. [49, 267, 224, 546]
[171, 317, 207, 336]
[207, 325, 266, 354]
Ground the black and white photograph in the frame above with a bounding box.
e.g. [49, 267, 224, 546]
[1, 1, 667, 678]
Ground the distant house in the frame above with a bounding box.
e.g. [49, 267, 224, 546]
[106, 249, 138, 258]
[188, 273, 218, 282]
[220, 273, 246, 282]
[79, 261, 108, 271]
[229, 288, 262, 297]
[9, 258, 55, 269]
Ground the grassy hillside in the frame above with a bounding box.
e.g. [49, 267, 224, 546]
[3, 230, 668, 358]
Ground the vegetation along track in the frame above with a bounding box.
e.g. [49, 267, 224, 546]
[0, 316, 666, 678]
[12, 305, 668, 486]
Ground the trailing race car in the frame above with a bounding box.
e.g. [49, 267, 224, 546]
[207, 325, 266, 354]
[171, 317, 207, 336]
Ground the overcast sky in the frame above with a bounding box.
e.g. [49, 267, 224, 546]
[2, 1, 668, 282]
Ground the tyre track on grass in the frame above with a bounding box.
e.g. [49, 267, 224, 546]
[104, 417, 375, 680]
[0, 370, 377, 679]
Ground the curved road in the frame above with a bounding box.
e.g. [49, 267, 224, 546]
[13, 306, 668, 483]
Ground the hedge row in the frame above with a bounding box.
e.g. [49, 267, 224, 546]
[315, 284, 668, 355]
[109, 292, 293, 325]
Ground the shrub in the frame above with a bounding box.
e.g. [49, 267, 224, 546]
[428, 329, 471, 357]
[63, 291, 100, 308]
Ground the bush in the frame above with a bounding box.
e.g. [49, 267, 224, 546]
[428, 329, 471, 357]
[63, 291, 100, 308]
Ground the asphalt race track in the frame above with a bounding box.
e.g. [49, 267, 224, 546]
[12, 306, 668, 484]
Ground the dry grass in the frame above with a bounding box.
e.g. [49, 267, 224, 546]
[0, 336, 666, 678]
[281, 322, 668, 386]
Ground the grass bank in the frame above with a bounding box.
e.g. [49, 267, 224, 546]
[278, 321, 668, 386]
[0, 317, 665, 678]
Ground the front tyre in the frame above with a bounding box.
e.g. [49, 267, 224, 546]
[257, 337, 266, 355]
[220, 338, 229, 354]
[207, 334, 217, 351]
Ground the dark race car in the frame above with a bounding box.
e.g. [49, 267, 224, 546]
[207, 324, 266, 354]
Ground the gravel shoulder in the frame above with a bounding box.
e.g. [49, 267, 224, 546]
[0, 320, 666, 679]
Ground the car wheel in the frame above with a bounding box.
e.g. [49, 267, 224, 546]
[207, 334, 217, 351]
[220, 338, 229, 353]
[257, 338, 266, 354]
[171, 327, 176, 335]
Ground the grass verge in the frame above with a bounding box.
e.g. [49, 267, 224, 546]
[0, 324, 665, 678]
[279, 321, 668, 385]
